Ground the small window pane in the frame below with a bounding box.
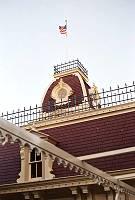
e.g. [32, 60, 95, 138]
[30, 149, 36, 162]
[37, 162, 42, 177]
[31, 163, 36, 178]
[36, 153, 41, 161]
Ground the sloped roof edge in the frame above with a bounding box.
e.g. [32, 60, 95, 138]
[0, 117, 135, 196]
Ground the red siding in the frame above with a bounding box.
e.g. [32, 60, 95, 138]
[0, 143, 20, 185]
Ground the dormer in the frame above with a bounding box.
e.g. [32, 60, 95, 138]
[17, 129, 57, 183]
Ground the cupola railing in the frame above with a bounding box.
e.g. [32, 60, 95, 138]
[54, 59, 88, 78]
[0, 82, 135, 126]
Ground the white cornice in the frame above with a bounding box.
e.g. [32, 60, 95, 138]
[0, 176, 92, 195]
[25, 101, 135, 130]
[54, 68, 88, 82]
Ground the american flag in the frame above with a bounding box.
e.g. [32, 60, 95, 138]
[59, 21, 67, 35]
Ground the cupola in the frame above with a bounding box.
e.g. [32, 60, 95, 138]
[42, 59, 100, 113]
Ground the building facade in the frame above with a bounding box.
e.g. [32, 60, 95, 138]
[0, 60, 135, 200]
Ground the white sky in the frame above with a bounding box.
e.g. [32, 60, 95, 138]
[0, 0, 135, 113]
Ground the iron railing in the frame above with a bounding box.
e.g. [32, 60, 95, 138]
[1, 82, 135, 127]
[54, 59, 88, 77]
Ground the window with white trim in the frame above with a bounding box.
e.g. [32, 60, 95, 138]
[30, 148, 42, 178]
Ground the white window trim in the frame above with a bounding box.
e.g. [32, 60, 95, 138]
[29, 149, 42, 181]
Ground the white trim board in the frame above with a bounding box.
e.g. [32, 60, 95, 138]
[78, 146, 135, 160]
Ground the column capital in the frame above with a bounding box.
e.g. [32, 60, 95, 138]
[80, 185, 89, 194]
[70, 187, 78, 195]
[23, 192, 31, 200]
[32, 191, 41, 199]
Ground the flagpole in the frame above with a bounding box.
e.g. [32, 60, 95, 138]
[65, 19, 68, 61]
[65, 19, 67, 38]
[59, 20, 69, 62]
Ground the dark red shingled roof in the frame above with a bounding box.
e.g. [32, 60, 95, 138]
[53, 160, 77, 178]
[43, 111, 135, 157]
[87, 152, 135, 171]
[43, 111, 135, 177]
[42, 75, 84, 112]
[53, 152, 135, 178]
[0, 143, 20, 185]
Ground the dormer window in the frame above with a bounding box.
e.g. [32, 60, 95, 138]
[17, 132, 56, 183]
[30, 148, 42, 178]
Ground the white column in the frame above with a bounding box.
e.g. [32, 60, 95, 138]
[17, 145, 30, 183]
[17, 147, 25, 183]
[104, 186, 114, 200]
[87, 191, 93, 200]
[107, 191, 114, 200]
[115, 192, 120, 200]
[42, 153, 55, 180]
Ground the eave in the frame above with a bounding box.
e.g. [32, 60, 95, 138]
[25, 101, 135, 130]
[0, 176, 93, 195]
